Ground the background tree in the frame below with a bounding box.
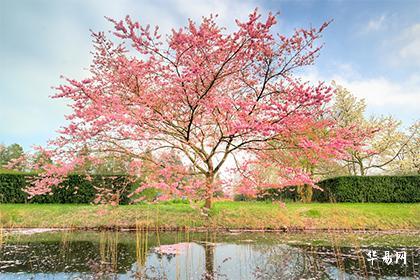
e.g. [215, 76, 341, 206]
[332, 83, 416, 175]
[236, 115, 358, 202]
[388, 122, 419, 175]
[246, 83, 418, 202]
[0, 143, 26, 171]
[31, 150, 54, 172]
[29, 10, 360, 208]
[0, 144, 5, 168]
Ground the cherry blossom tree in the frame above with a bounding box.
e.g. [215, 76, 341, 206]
[29, 9, 361, 208]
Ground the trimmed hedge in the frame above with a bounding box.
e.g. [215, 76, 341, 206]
[256, 175, 420, 203]
[313, 175, 420, 203]
[1, 173, 419, 204]
[0, 173, 133, 204]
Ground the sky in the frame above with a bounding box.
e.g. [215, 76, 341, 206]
[1, 0, 419, 150]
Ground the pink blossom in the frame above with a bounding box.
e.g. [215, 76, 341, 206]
[28, 10, 363, 206]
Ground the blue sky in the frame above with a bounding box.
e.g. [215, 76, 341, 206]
[1, 0, 419, 150]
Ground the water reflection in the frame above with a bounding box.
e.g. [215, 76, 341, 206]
[0, 231, 418, 279]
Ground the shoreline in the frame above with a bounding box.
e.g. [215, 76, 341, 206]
[3, 227, 420, 235]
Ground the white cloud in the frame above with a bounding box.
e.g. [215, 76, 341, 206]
[333, 76, 420, 107]
[362, 14, 386, 33]
[397, 23, 420, 65]
[381, 22, 420, 68]
[300, 67, 420, 124]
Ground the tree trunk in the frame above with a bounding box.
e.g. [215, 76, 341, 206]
[204, 243, 214, 279]
[359, 161, 365, 176]
[297, 184, 313, 203]
[204, 174, 214, 209]
[305, 185, 313, 202]
[355, 155, 365, 176]
[204, 196, 212, 209]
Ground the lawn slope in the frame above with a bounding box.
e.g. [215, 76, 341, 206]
[0, 201, 418, 231]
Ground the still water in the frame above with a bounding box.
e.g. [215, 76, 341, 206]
[0, 230, 419, 279]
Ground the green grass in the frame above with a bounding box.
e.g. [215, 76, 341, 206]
[0, 201, 419, 230]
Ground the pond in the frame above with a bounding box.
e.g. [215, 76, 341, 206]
[0, 230, 419, 279]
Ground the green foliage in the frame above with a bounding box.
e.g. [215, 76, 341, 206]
[255, 175, 420, 203]
[0, 172, 29, 203]
[0, 143, 25, 170]
[233, 194, 253, 201]
[0, 172, 135, 204]
[161, 198, 190, 204]
[256, 187, 299, 202]
[313, 175, 420, 203]
[136, 187, 160, 202]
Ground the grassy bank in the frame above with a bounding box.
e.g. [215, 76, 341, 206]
[0, 201, 419, 231]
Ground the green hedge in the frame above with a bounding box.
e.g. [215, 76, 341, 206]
[313, 175, 420, 203]
[0, 173, 134, 204]
[2, 173, 419, 204]
[256, 175, 420, 203]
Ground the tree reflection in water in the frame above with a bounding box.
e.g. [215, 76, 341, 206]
[0, 231, 418, 279]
